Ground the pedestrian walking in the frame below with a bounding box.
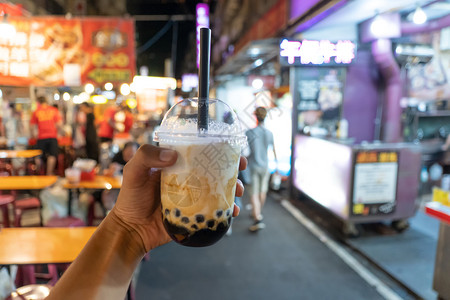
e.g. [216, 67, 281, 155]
[245, 107, 277, 232]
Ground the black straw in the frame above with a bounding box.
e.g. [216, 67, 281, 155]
[198, 27, 211, 132]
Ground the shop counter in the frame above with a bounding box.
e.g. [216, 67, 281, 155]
[425, 201, 450, 300]
[292, 134, 422, 228]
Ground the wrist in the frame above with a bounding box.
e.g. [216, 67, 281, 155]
[105, 209, 147, 258]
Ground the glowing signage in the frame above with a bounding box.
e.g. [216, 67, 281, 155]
[181, 73, 198, 92]
[280, 39, 356, 66]
[196, 3, 209, 68]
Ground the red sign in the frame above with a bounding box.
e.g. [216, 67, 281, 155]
[0, 17, 135, 87]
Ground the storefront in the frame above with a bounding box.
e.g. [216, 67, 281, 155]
[286, 1, 450, 233]
[0, 15, 136, 149]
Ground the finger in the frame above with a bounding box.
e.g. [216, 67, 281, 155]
[123, 144, 177, 185]
[235, 179, 244, 198]
[238, 156, 247, 171]
[232, 203, 240, 217]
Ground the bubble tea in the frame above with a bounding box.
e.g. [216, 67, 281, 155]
[154, 98, 246, 247]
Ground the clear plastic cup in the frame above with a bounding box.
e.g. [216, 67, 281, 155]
[154, 98, 246, 247]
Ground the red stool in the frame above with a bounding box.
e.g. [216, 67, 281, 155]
[87, 195, 106, 226]
[46, 216, 86, 227]
[44, 216, 86, 285]
[14, 197, 42, 227]
[0, 194, 14, 227]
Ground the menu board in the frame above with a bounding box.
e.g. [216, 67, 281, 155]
[0, 17, 135, 87]
[295, 67, 345, 120]
[352, 151, 399, 216]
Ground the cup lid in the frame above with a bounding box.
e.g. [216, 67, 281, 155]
[154, 98, 247, 146]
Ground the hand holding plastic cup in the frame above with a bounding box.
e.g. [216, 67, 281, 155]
[154, 98, 246, 247]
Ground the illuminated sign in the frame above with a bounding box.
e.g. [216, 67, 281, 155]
[132, 75, 177, 91]
[279, 39, 356, 66]
[181, 73, 198, 92]
[196, 3, 209, 68]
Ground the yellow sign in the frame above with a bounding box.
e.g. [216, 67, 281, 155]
[353, 204, 364, 214]
[433, 187, 450, 206]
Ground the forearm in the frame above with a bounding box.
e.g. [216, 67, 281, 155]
[46, 211, 146, 300]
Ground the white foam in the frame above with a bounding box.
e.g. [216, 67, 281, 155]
[159, 117, 242, 135]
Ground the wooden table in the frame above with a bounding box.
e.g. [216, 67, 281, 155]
[0, 150, 42, 175]
[63, 176, 121, 216]
[0, 176, 58, 190]
[62, 176, 122, 190]
[0, 227, 96, 265]
[0, 150, 42, 159]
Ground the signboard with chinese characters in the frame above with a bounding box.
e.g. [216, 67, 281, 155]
[0, 17, 135, 87]
[280, 39, 356, 67]
[351, 151, 399, 216]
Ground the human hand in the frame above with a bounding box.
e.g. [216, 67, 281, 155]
[110, 144, 246, 254]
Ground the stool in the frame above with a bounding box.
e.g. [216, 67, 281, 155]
[14, 197, 42, 227]
[42, 216, 86, 285]
[0, 194, 14, 227]
[6, 284, 51, 300]
[87, 194, 106, 226]
[46, 216, 86, 227]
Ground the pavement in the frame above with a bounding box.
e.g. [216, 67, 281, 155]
[135, 193, 385, 300]
[348, 209, 439, 300]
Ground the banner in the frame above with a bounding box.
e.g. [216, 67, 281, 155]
[0, 17, 135, 87]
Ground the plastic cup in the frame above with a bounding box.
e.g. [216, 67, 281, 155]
[65, 167, 81, 184]
[154, 98, 246, 247]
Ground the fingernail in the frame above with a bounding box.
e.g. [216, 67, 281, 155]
[160, 149, 176, 162]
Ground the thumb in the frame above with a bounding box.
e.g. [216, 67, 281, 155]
[122, 144, 177, 186]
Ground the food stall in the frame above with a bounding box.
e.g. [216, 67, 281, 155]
[281, 36, 422, 234]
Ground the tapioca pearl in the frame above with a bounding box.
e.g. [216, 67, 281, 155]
[181, 217, 189, 224]
[217, 222, 226, 232]
[195, 214, 205, 223]
[216, 210, 223, 217]
[191, 224, 198, 230]
[174, 209, 181, 217]
[164, 209, 170, 216]
[207, 220, 215, 228]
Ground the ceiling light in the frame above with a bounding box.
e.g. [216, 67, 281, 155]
[412, 6, 427, 25]
[120, 83, 131, 96]
[370, 14, 390, 37]
[254, 59, 263, 67]
[252, 78, 264, 90]
[104, 82, 113, 91]
[85, 83, 95, 94]
[63, 92, 70, 101]
[54, 93, 60, 101]
[248, 48, 260, 56]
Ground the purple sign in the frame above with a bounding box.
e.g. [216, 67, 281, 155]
[280, 39, 356, 66]
[181, 73, 198, 92]
[196, 3, 209, 68]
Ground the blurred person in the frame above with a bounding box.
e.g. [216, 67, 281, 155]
[79, 102, 99, 162]
[97, 102, 133, 144]
[30, 96, 63, 175]
[245, 107, 277, 232]
[45, 145, 246, 300]
[99, 141, 139, 212]
[443, 134, 450, 175]
[104, 141, 139, 176]
[97, 105, 118, 144]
